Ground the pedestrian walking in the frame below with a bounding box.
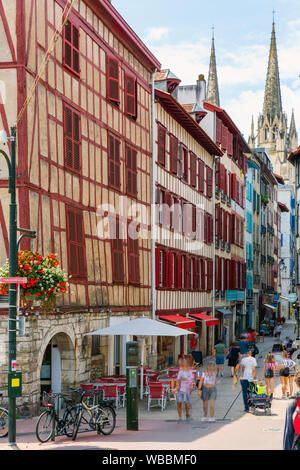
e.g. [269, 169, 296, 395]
[198, 362, 218, 422]
[262, 353, 277, 398]
[238, 336, 249, 358]
[279, 350, 296, 399]
[275, 323, 283, 339]
[213, 340, 226, 377]
[227, 342, 240, 378]
[236, 350, 257, 412]
[175, 358, 194, 422]
[283, 369, 300, 450]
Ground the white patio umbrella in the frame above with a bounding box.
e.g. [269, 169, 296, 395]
[85, 316, 195, 399]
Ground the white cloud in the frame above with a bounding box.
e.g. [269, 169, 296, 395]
[145, 27, 170, 42]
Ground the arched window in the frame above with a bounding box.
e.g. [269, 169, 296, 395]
[264, 127, 270, 141]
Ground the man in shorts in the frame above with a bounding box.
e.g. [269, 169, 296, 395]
[236, 350, 257, 412]
[213, 340, 226, 377]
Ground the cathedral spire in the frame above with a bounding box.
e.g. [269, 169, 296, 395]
[263, 19, 282, 122]
[206, 29, 220, 107]
[248, 115, 256, 148]
[289, 109, 297, 139]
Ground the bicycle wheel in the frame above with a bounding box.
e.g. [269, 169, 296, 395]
[72, 409, 82, 441]
[0, 408, 8, 438]
[64, 406, 78, 438]
[96, 406, 116, 435]
[36, 410, 55, 443]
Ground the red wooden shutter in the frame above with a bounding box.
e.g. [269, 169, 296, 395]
[207, 260, 213, 291]
[128, 223, 140, 284]
[222, 123, 228, 151]
[155, 247, 160, 287]
[126, 145, 137, 197]
[206, 166, 213, 198]
[63, 20, 80, 74]
[190, 153, 197, 187]
[228, 131, 233, 156]
[125, 74, 136, 117]
[170, 136, 178, 174]
[67, 207, 86, 277]
[108, 134, 121, 189]
[215, 158, 220, 188]
[216, 117, 222, 144]
[198, 160, 205, 193]
[64, 105, 81, 171]
[177, 253, 182, 289]
[231, 173, 237, 200]
[158, 125, 166, 166]
[107, 56, 120, 102]
[216, 255, 220, 290]
[112, 218, 124, 282]
[200, 259, 205, 291]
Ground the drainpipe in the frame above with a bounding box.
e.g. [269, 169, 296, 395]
[212, 113, 216, 338]
[151, 70, 157, 322]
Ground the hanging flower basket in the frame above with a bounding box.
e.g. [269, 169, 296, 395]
[0, 251, 69, 311]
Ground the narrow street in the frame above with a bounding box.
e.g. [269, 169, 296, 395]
[1, 321, 296, 451]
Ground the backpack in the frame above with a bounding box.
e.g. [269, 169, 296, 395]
[265, 366, 274, 379]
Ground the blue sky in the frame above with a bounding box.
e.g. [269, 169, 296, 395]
[114, 0, 300, 141]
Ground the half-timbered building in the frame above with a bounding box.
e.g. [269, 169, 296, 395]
[0, 0, 160, 415]
[153, 73, 223, 366]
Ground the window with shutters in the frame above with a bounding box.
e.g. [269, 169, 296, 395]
[190, 152, 197, 187]
[111, 217, 124, 282]
[157, 124, 166, 166]
[63, 20, 80, 75]
[66, 207, 86, 278]
[107, 56, 120, 103]
[126, 144, 137, 197]
[64, 104, 81, 172]
[108, 134, 121, 190]
[128, 222, 140, 284]
[170, 135, 178, 174]
[125, 73, 137, 117]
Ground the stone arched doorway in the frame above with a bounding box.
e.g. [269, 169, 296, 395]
[40, 332, 76, 397]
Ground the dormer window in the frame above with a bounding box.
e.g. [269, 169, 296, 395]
[167, 79, 181, 94]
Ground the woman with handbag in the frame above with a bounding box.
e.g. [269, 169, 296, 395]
[280, 351, 296, 399]
[262, 353, 277, 398]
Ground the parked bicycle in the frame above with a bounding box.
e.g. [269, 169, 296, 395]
[35, 389, 80, 443]
[0, 393, 8, 438]
[72, 389, 116, 441]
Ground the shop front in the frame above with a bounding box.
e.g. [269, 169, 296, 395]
[157, 315, 196, 369]
[215, 308, 233, 348]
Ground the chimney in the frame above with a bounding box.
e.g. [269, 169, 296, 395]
[196, 74, 206, 107]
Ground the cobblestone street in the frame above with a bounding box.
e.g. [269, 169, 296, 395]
[1, 321, 296, 451]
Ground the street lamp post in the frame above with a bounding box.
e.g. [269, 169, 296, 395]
[0, 126, 18, 447]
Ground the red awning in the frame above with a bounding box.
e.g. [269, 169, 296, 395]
[189, 313, 219, 327]
[159, 315, 196, 330]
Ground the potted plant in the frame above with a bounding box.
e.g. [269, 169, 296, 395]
[0, 251, 69, 312]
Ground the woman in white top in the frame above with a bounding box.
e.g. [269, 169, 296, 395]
[279, 350, 296, 398]
[198, 363, 218, 422]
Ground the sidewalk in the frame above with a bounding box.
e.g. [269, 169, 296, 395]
[0, 321, 296, 450]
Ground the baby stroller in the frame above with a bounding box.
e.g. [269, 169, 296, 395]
[247, 380, 272, 415]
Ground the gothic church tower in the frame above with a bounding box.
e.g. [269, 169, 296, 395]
[249, 21, 298, 183]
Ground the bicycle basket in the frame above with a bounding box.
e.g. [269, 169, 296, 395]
[70, 389, 83, 405]
[42, 391, 56, 407]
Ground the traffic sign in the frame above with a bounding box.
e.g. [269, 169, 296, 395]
[0, 278, 27, 284]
